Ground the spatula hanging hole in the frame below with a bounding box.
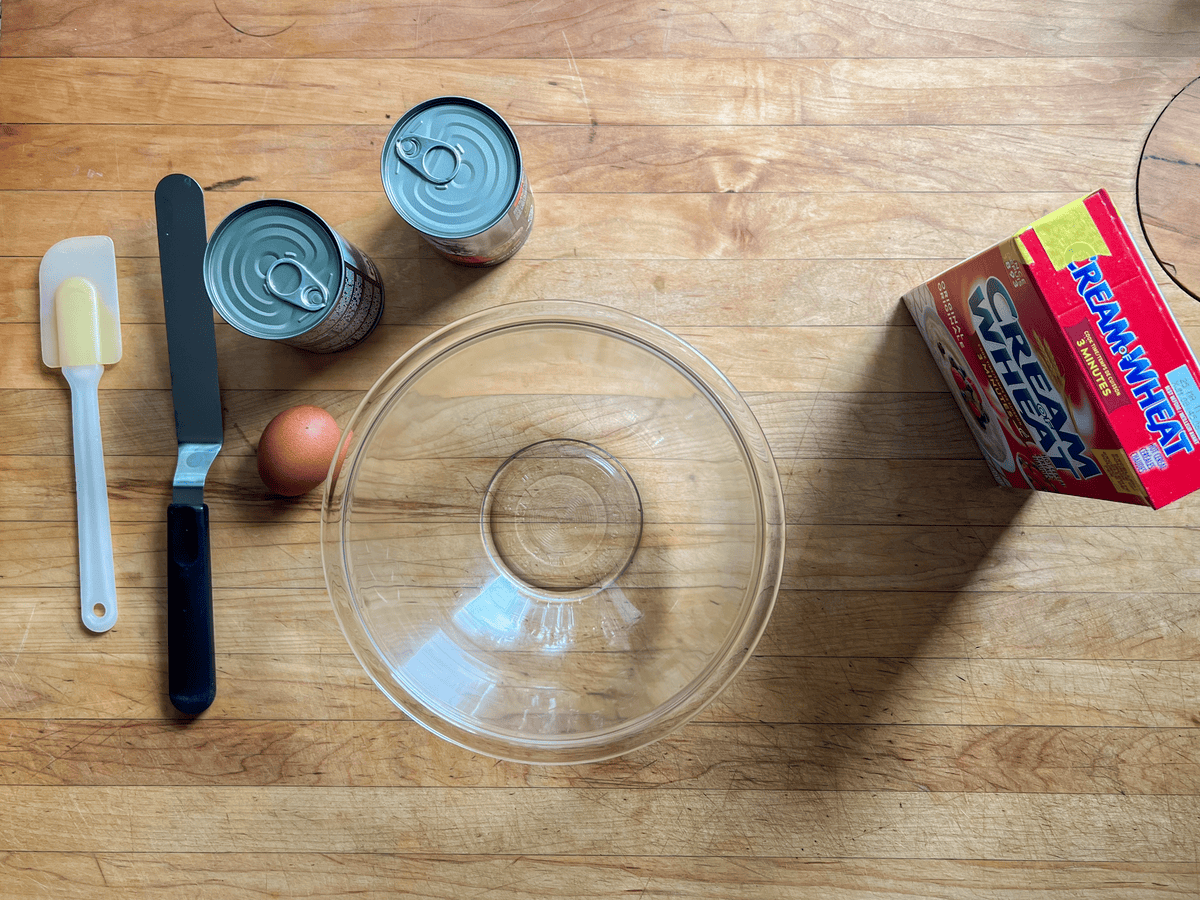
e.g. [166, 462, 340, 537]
[93, 603, 107, 619]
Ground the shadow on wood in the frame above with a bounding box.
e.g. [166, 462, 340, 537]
[362, 211, 499, 324]
[760, 308, 1033, 786]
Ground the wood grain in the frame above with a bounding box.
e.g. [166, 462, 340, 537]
[7, 587, 1200, 661]
[8, 0, 1200, 60]
[1, 322, 951, 392]
[1138, 76, 1200, 300]
[12, 453, 1200, 528]
[0, 188, 1144, 260]
[2, 58, 1194, 126]
[4, 0, 1200, 897]
[6, 718, 1200, 796]
[0, 123, 1148, 193]
[0, 855, 1196, 900]
[4, 516, 1200, 599]
[1, 785, 1198, 859]
[6, 649, 1200, 727]
[0, 388, 986, 460]
[9, 253, 1199, 329]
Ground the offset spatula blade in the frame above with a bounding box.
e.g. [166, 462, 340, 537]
[159, 174, 222, 452]
[156, 173, 222, 716]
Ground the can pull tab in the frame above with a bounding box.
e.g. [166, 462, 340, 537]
[395, 133, 463, 186]
[265, 254, 328, 311]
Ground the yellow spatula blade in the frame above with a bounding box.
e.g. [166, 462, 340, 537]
[54, 276, 120, 367]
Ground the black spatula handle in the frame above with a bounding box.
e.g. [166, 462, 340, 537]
[167, 502, 216, 714]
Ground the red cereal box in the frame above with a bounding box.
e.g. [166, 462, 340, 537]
[903, 189, 1200, 508]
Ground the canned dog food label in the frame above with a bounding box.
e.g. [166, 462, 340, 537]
[203, 199, 384, 353]
[381, 96, 534, 266]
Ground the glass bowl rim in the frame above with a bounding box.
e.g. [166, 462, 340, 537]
[320, 299, 786, 764]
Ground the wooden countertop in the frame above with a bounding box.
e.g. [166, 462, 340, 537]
[3, 2, 1200, 897]
[1139, 75, 1200, 301]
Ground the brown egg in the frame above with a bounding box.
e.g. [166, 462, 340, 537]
[256, 405, 349, 497]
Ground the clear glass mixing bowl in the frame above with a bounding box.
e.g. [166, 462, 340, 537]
[322, 301, 785, 763]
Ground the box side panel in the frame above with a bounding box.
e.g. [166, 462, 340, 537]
[904, 279, 1011, 488]
[1018, 189, 1200, 508]
[903, 239, 1103, 497]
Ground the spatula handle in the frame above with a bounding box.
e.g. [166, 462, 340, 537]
[167, 501, 216, 714]
[64, 363, 117, 633]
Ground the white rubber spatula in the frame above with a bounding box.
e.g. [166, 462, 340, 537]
[40, 236, 122, 633]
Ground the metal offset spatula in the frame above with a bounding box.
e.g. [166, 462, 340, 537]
[39, 236, 122, 633]
[156, 174, 223, 715]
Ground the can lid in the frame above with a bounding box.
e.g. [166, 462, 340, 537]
[204, 200, 342, 340]
[381, 97, 521, 240]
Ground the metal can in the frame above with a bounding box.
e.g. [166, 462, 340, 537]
[203, 199, 385, 353]
[381, 96, 534, 266]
